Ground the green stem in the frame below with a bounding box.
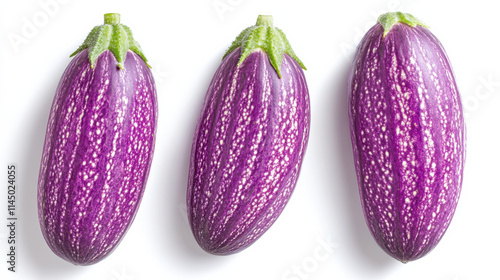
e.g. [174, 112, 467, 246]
[71, 13, 149, 69]
[104, 13, 120, 25]
[378, 12, 429, 37]
[256, 15, 273, 27]
[223, 15, 305, 78]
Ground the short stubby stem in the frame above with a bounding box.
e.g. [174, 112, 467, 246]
[104, 13, 121, 25]
[256, 15, 273, 27]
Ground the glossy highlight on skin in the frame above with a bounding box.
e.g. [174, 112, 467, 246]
[37, 49, 157, 265]
[187, 47, 310, 255]
[348, 22, 465, 262]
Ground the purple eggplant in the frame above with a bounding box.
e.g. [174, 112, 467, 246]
[348, 12, 465, 262]
[187, 15, 310, 255]
[37, 13, 157, 265]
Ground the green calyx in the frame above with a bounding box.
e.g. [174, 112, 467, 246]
[70, 13, 149, 69]
[223, 15, 306, 78]
[377, 12, 429, 37]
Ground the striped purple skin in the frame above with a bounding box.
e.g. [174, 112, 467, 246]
[348, 23, 465, 262]
[37, 49, 157, 265]
[187, 47, 310, 255]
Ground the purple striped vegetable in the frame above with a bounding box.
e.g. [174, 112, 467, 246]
[37, 13, 157, 265]
[348, 12, 465, 262]
[187, 15, 310, 255]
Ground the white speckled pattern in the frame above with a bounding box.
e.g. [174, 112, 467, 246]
[187, 48, 310, 255]
[38, 49, 157, 265]
[348, 23, 465, 262]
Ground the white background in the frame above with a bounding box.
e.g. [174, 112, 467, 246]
[1, 0, 499, 279]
